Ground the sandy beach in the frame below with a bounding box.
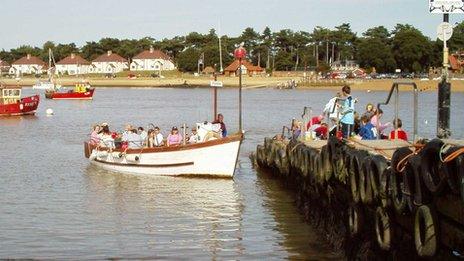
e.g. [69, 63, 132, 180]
[2, 75, 464, 92]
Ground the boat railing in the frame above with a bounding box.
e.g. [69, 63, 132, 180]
[377, 82, 418, 142]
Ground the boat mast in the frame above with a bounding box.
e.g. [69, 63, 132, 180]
[218, 22, 223, 73]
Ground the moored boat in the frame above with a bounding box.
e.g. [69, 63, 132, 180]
[84, 133, 242, 177]
[0, 84, 40, 116]
[45, 82, 94, 100]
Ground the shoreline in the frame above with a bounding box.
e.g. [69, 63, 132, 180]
[2, 77, 464, 92]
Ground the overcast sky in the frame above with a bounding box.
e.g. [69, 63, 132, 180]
[0, 0, 461, 49]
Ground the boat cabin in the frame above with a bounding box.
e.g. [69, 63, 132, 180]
[74, 82, 90, 93]
[0, 85, 21, 105]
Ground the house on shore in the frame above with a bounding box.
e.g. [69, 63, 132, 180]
[450, 51, 464, 73]
[90, 50, 128, 74]
[0, 60, 10, 75]
[130, 47, 175, 71]
[9, 54, 46, 75]
[224, 60, 264, 76]
[56, 53, 91, 75]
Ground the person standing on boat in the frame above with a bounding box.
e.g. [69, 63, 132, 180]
[339, 85, 356, 138]
[167, 127, 183, 146]
[213, 113, 227, 137]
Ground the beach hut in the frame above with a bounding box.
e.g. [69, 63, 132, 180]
[224, 59, 264, 76]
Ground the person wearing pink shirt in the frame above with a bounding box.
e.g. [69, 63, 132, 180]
[167, 126, 183, 146]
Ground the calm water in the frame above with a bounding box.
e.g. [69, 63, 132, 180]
[1, 87, 463, 259]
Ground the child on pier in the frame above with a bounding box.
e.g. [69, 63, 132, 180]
[358, 115, 378, 140]
[389, 118, 408, 141]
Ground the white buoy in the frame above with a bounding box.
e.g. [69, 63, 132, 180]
[46, 108, 54, 116]
[367, 89, 371, 93]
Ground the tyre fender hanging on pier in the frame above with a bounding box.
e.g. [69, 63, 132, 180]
[414, 205, 439, 257]
[369, 154, 388, 200]
[391, 147, 413, 215]
[350, 151, 365, 203]
[375, 207, 393, 251]
[348, 203, 364, 237]
[440, 146, 464, 195]
[421, 139, 447, 196]
[360, 156, 374, 204]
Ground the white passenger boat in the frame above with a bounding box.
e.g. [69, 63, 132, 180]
[84, 133, 242, 178]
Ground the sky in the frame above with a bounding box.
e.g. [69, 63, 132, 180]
[0, 0, 462, 50]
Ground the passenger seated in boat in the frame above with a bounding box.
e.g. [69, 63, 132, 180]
[167, 126, 182, 146]
[89, 124, 101, 145]
[148, 127, 164, 147]
[138, 127, 147, 145]
[357, 115, 378, 140]
[389, 118, 408, 141]
[314, 123, 329, 140]
[212, 113, 227, 137]
[188, 127, 201, 144]
[99, 125, 115, 148]
[126, 128, 143, 149]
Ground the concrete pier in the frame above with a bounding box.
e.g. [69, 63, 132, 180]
[252, 136, 464, 259]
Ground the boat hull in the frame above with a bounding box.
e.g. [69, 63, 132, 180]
[85, 134, 242, 177]
[0, 95, 40, 116]
[45, 88, 94, 100]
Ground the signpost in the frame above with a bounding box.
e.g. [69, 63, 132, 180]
[234, 43, 247, 132]
[429, 1, 462, 138]
[429, 0, 464, 13]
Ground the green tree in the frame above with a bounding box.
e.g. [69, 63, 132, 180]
[176, 47, 201, 72]
[392, 24, 432, 72]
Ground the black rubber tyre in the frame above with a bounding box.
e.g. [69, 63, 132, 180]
[421, 139, 448, 195]
[391, 147, 413, 214]
[370, 154, 389, 199]
[414, 205, 439, 257]
[348, 203, 364, 237]
[360, 156, 373, 205]
[321, 145, 332, 181]
[441, 146, 464, 195]
[375, 207, 393, 251]
[380, 167, 392, 208]
[350, 152, 363, 203]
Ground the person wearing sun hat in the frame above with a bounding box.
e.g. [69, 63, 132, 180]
[167, 126, 183, 146]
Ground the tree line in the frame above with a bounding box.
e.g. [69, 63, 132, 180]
[1, 22, 463, 73]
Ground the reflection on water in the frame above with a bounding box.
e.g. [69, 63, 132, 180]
[1, 87, 463, 258]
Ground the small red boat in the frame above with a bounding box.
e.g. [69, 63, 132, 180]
[0, 84, 40, 116]
[45, 82, 95, 100]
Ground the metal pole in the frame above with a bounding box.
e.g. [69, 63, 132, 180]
[394, 84, 399, 140]
[239, 58, 243, 132]
[437, 13, 451, 139]
[213, 73, 217, 120]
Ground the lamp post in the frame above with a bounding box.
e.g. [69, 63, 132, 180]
[234, 44, 246, 132]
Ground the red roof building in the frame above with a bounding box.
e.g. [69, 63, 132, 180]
[224, 59, 264, 76]
[0, 59, 10, 73]
[90, 50, 129, 74]
[56, 53, 91, 75]
[56, 53, 90, 65]
[9, 54, 47, 75]
[130, 47, 176, 71]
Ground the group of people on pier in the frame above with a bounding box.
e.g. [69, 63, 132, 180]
[292, 85, 408, 141]
[88, 113, 227, 149]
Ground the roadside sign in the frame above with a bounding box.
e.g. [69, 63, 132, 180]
[437, 22, 454, 41]
[429, 0, 464, 13]
[210, 81, 223, 87]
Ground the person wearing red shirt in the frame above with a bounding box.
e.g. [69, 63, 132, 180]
[389, 118, 408, 141]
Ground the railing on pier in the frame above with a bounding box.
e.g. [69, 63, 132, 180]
[377, 82, 418, 142]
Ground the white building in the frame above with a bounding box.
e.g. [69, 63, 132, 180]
[55, 53, 91, 75]
[9, 54, 47, 75]
[89, 50, 128, 74]
[130, 47, 175, 71]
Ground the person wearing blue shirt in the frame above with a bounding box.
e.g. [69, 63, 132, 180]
[340, 85, 356, 138]
[358, 115, 378, 140]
